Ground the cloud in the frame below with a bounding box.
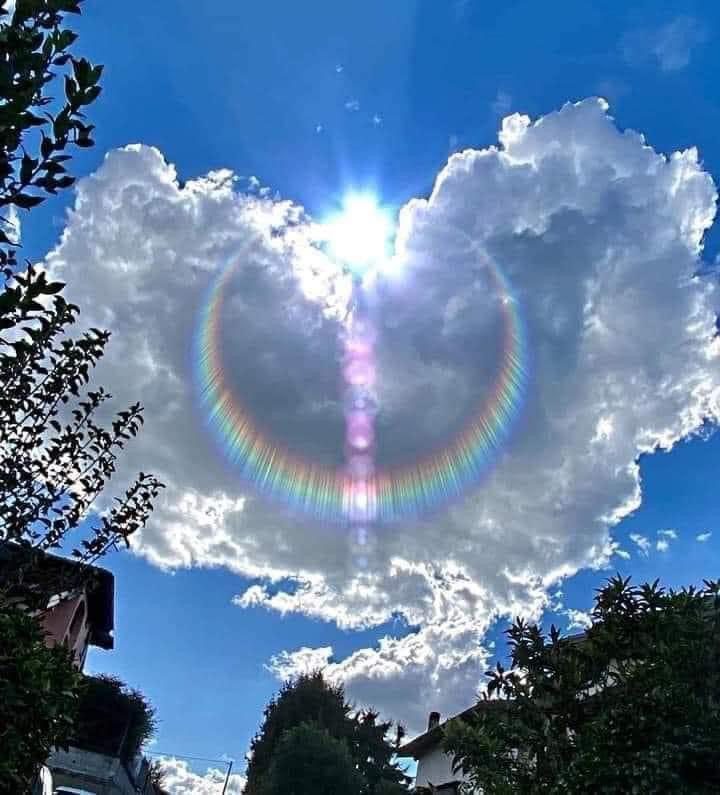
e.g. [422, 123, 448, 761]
[697, 531, 712, 542]
[491, 90, 512, 117]
[622, 16, 708, 72]
[565, 609, 593, 631]
[155, 758, 245, 795]
[268, 646, 334, 678]
[345, 99, 360, 111]
[630, 534, 651, 556]
[656, 527, 678, 551]
[44, 98, 720, 736]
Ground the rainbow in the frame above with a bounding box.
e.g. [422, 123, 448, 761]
[194, 258, 529, 524]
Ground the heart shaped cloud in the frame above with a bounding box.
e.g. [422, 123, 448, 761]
[45, 98, 719, 733]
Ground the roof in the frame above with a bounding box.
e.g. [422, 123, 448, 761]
[0, 542, 115, 650]
[399, 629, 590, 759]
[398, 700, 508, 759]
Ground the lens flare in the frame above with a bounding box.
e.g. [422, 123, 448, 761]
[194, 254, 529, 524]
[323, 195, 392, 275]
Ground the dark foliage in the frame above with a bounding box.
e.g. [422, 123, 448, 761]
[257, 723, 364, 795]
[245, 671, 410, 794]
[0, 603, 80, 793]
[0, 1, 162, 788]
[444, 576, 720, 794]
[0, 0, 163, 606]
[72, 674, 157, 761]
[0, 0, 101, 271]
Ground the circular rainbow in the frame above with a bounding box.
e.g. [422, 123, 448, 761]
[194, 257, 529, 524]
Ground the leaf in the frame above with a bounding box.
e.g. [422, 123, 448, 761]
[11, 193, 44, 209]
[20, 153, 38, 185]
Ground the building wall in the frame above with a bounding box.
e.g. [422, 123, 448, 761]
[49, 747, 153, 795]
[39, 592, 91, 668]
[415, 745, 475, 791]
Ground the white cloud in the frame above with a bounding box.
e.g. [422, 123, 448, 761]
[630, 534, 651, 556]
[44, 98, 720, 736]
[622, 16, 708, 72]
[268, 645, 334, 678]
[345, 99, 360, 111]
[656, 528, 678, 551]
[565, 609, 593, 631]
[155, 758, 245, 795]
[697, 531, 712, 542]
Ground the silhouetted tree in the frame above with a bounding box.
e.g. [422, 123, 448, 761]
[0, 1, 161, 789]
[0, 604, 80, 791]
[0, 0, 163, 604]
[72, 674, 158, 761]
[257, 723, 363, 795]
[245, 671, 410, 794]
[444, 576, 720, 794]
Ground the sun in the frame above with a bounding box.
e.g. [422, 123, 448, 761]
[322, 194, 393, 275]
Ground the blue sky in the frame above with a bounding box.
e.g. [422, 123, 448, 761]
[24, 0, 720, 788]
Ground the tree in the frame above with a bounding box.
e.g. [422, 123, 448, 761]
[0, 0, 163, 603]
[245, 672, 410, 794]
[147, 759, 170, 795]
[0, 1, 161, 787]
[72, 674, 158, 761]
[0, 605, 81, 791]
[258, 723, 363, 795]
[444, 576, 720, 794]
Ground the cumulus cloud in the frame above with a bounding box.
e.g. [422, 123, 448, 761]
[565, 609, 593, 631]
[156, 758, 245, 795]
[44, 98, 720, 735]
[268, 645, 334, 678]
[622, 16, 708, 72]
[697, 531, 712, 542]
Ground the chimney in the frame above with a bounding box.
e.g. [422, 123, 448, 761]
[427, 711, 440, 731]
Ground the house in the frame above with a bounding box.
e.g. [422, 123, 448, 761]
[0, 542, 115, 670]
[1, 544, 160, 794]
[398, 709, 478, 793]
[48, 746, 157, 795]
[397, 631, 605, 793]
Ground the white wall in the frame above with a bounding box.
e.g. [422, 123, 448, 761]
[415, 744, 475, 790]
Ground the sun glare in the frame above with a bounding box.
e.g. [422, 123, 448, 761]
[323, 194, 393, 275]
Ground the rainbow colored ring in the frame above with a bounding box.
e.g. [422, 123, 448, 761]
[195, 258, 529, 524]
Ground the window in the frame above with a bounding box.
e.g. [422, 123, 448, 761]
[66, 599, 86, 648]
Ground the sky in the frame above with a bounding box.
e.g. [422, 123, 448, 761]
[18, 0, 720, 791]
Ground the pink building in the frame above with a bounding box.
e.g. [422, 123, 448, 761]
[0, 542, 115, 670]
